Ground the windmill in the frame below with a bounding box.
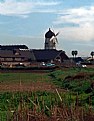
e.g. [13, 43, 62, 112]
[50, 31, 59, 49]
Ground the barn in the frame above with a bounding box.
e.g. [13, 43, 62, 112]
[0, 29, 69, 67]
[0, 45, 69, 67]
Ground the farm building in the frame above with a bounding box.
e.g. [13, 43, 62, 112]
[0, 47, 35, 67]
[0, 46, 69, 67]
[33, 49, 69, 63]
[0, 29, 69, 67]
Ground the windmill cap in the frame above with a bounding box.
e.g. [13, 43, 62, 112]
[45, 28, 55, 38]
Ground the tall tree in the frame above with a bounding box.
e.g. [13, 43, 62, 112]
[71, 51, 75, 58]
[74, 50, 78, 58]
[71, 50, 78, 58]
[91, 51, 94, 60]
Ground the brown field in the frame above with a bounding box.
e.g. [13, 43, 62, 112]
[0, 81, 64, 92]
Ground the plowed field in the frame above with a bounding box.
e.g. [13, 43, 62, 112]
[0, 81, 63, 92]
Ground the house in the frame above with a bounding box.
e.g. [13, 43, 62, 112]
[0, 49, 36, 67]
[71, 57, 84, 63]
[32, 49, 69, 63]
[0, 47, 69, 67]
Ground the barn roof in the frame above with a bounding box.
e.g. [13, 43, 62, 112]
[0, 46, 69, 62]
[32, 49, 68, 61]
[0, 45, 28, 50]
[0, 49, 35, 61]
[70, 57, 84, 63]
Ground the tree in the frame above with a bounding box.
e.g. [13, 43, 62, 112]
[71, 51, 75, 58]
[74, 50, 78, 58]
[90, 51, 94, 60]
[71, 50, 78, 58]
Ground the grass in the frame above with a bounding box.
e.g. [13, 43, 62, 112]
[0, 67, 94, 83]
[0, 73, 49, 84]
[0, 91, 63, 118]
[0, 68, 94, 120]
[47, 68, 94, 106]
[0, 91, 94, 121]
[0, 91, 93, 112]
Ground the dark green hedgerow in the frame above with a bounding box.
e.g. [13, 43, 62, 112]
[48, 69, 94, 105]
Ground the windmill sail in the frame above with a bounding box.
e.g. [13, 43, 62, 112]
[50, 31, 59, 43]
[55, 32, 59, 36]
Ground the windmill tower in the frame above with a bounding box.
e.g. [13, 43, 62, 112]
[44, 28, 59, 49]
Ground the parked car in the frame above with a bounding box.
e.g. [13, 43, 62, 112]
[82, 65, 87, 68]
[46, 63, 55, 67]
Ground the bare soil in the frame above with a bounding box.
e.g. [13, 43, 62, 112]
[0, 81, 63, 92]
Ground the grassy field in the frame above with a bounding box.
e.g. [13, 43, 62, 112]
[0, 72, 49, 84]
[0, 68, 94, 120]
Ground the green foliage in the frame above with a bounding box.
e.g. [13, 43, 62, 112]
[1, 68, 94, 119]
[62, 80, 91, 94]
[0, 73, 49, 84]
[48, 69, 94, 106]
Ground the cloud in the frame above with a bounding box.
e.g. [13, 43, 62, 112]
[55, 7, 94, 25]
[54, 6, 94, 42]
[0, 0, 60, 17]
[55, 25, 94, 43]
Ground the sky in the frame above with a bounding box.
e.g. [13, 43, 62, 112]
[0, 0, 94, 57]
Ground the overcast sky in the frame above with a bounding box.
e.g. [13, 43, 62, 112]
[0, 0, 94, 57]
